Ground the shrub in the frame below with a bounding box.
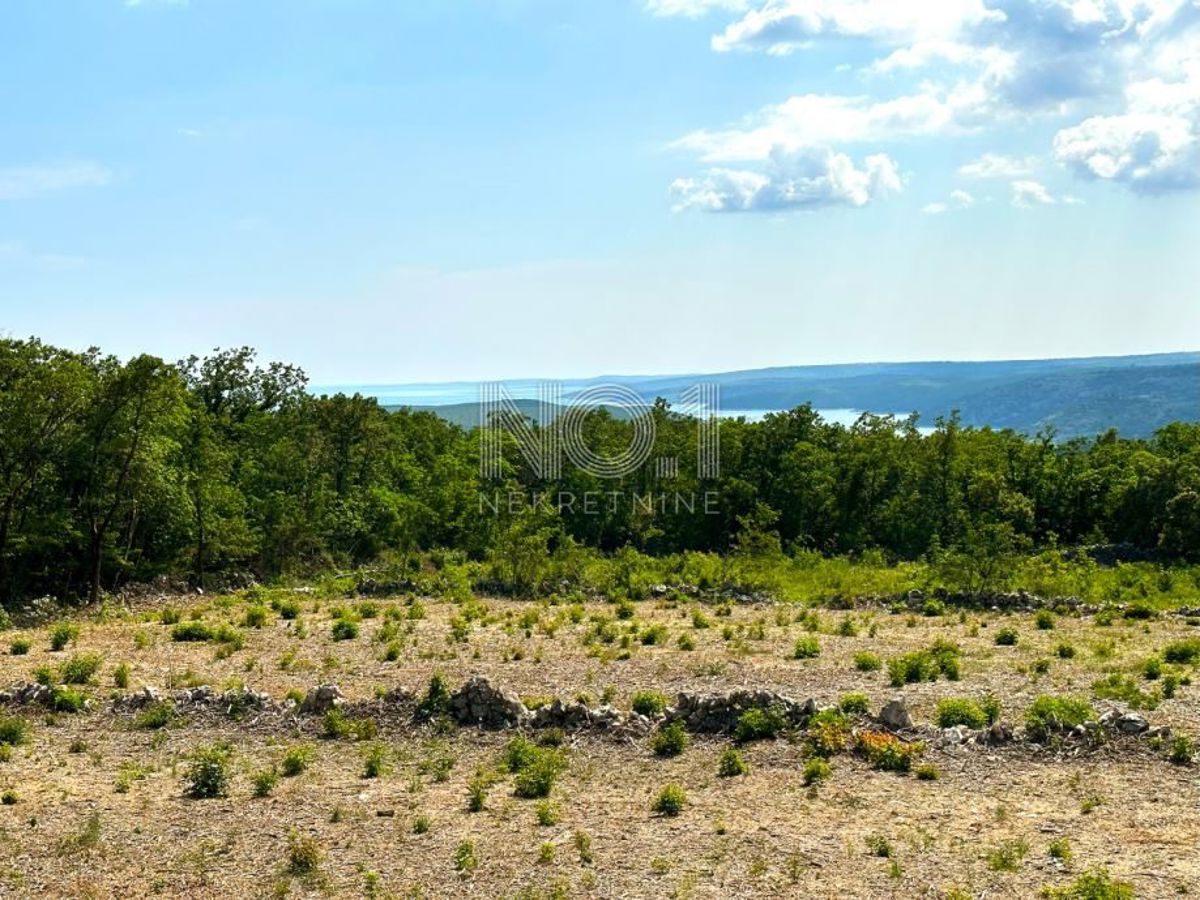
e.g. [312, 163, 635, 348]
[287, 831, 321, 875]
[453, 839, 478, 873]
[631, 691, 669, 717]
[135, 700, 175, 730]
[1163, 638, 1200, 665]
[183, 743, 233, 798]
[1039, 869, 1133, 899]
[915, 763, 939, 780]
[733, 706, 789, 743]
[535, 801, 559, 826]
[888, 641, 960, 687]
[922, 599, 945, 617]
[717, 748, 749, 777]
[1168, 734, 1195, 765]
[865, 834, 892, 857]
[806, 709, 851, 757]
[980, 693, 1002, 725]
[278, 598, 301, 620]
[171, 621, 213, 642]
[514, 752, 565, 799]
[855, 731, 923, 772]
[50, 622, 79, 651]
[1142, 656, 1163, 680]
[466, 772, 489, 811]
[854, 651, 882, 672]
[995, 628, 1019, 646]
[243, 606, 269, 628]
[935, 698, 987, 729]
[987, 838, 1029, 872]
[362, 743, 390, 778]
[0, 717, 30, 746]
[652, 784, 686, 816]
[59, 652, 102, 685]
[252, 768, 279, 797]
[1091, 673, 1159, 710]
[412, 814, 431, 834]
[281, 744, 313, 776]
[50, 686, 86, 713]
[1048, 837, 1072, 864]
[802, 757, 831, 786]
[113, 662, 130, 689]
[792, 636, 821, 659]
[1, 790, 16, 805]
[1055, 643, 1077, 659]
[416, 672, 452, 721]
[331, 619, 359, 641]
[838, 692, 870, 715]
[652, 721, 688, 757]
[1035, 610, 1055, 630]
[1025, 695, 1096, 741]
[9, 638, 30, 656]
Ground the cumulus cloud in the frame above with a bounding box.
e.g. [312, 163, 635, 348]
[1010, 178, 1084, 206]
[0, 162, 112, 200]
[923, 188, 977, 213]
[671, 147, 902, 212]
[958, 152, 1039, 178]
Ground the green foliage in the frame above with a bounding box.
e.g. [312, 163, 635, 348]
[252, 767, 279, 797]
[1163, 638, 1200, 665]
[1168, 734, 1195, 765]
[1039, 869, 1134, 899]
[838, 692, 870, 715]
[630, 691, 670, 717]
[135, 700, 175, 730]
[50, 623, 78, 652]
[50, 685, 86, 713]
[1048, 837, 1072, 864]
[1026, 695, 1097, 741]
[416, 672, 452, 721]
[504, 737, 567, 798]
[1035, 610, 1056, 630]
[9, 638, 30, 656]
[792, 636, 821, 659]
[651, 721, 689, 757]
[987, 838, 1029, 872]
[733, 706, 789, 743]
[453, 839, 478, 873]
[287, 831, 322, 875]
[855, 731, 924, 772]
[281, 744, 313, 776]
[718, 748, 749, 777]
[652, 784, 686, 816]
[802, 757, 831, 785]
[888, 640, 961, 687]
[935, 698, 988, 729]
[183, 743, 233, 798]
[330, 618, 359, 641]
[854, 651, 882, 672]
[995, 627, 1019, 646]
[0, 717, 30, 746]
[1091, 673, 1160, 710]
[59, 652, 102, 685]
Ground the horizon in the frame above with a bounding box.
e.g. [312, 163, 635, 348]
[4, 1, 1200, 382]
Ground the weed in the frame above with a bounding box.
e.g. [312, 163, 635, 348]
[535, 800, 560, 826]
[287, 831, 321, 875]
[631, 691, 670, 717]
[855, 731, 923, 772]
[1025, 696, 1096, 741]
[9, 638, 30, 656]
[865, 834, 892, 857]
[733, 706, 789, 743]
[183, 743, 233, 798]
[792, 636, 821, 659]
[652, 784, 686, 816]
[1039, 869, 1133, 899]
[0, 717, 30, 746]
[652, 721, 689, 757]
[1048, 837, 1072, 864]
[135, 700, 175, 730]
[1168, 734, 1195, 765]
[995, 628, 1019, 646]
[1036, 610, 1056, 630]
[252, 768, 279, 797]
[361, 743, 390, 779]
[802, 757, 831, 785]
[281, 745, 313, 776]
[453, 839, 478, 873]
[854, 652, 882, 672]
[838, 692, 870, 715]
[412, 815, 431, 834]
[113, 661, 130, 689]
[915, 763, 940, 780]
[50, 622, 78, 652]
[1056, 643, 1077, 659]
[987, 838, 1029, 872]
[718, 748, 749, 777]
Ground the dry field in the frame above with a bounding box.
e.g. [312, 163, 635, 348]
[0, 587, 1198, 898]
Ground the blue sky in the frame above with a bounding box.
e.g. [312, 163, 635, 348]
[2, 0, 1198, 383]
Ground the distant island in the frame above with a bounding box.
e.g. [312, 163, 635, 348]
[315, 351, 1200, 439]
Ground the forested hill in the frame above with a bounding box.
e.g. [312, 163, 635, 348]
[376, 353, 1200, 438]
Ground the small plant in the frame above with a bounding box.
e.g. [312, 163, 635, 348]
[59, 652, 102, 685]
[987, 837, 1029, 872]
[538, 841, 555, 864]
[1040, 868, 1133, 899]
[1168, 734, 1195, 765]
[453, 839, 478, 873]
[855, 731, 923, 772]
[135, 700, 175, 730]
[1048, 836, 1073, 864]
[1056, 643, 1077, 659]
[652, 720, 689, 757]
[287, 831, 321, 875]
[362, 742, 390, 778]
[416, 672, 452, 720]
[467, 771, 489, 811]
[806, 709, 851, 757]
[0, 717, 30, 746]
[792, 636, 821, 659]
[1035, 610, 1055, 630]
[802, 756, 831, 786]
[865, 834, 892, 857]
[9, 638, 30, 656]
[717, 748, 749, 777]
[574, 829, 593, 864]
[854, 651, 882, 672]
[915, 763, 940, 780]
[1025, 695, 1096, 741]
[243, 606, 270, 628]
[183, 743, 233, 798]
[50, 622, 79, 652]
[935, 698, 988, 729]
[0, 790, 16, 805]
[331, 618, 359, 641]
[995, 628, 1019, 646]
[887, 641, 960, 687]
[252, 768, 279, 797]
[733, 705, 789, 743]
[412, 814, 431, 834]
[838, 692, 870, 715]
[1142, 656, 1163, 680]
[113, 661, 130, 689]
[652, 783, 686, 816]
[1162, 638, 1200, 665]
[631, 690, 670, 717]
[281, 744, 313, 776]
[535, 800, 560, 826]
[1091, 673, 1159, 710]
[50, 685, 86, 713]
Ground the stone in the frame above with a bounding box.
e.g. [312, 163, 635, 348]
[1116, 712, 1149, 734]
[878, 698, 913, 731]
[301, 683, 344, 714]
[448, 676, 529, 729]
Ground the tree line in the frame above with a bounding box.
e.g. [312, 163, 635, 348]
[1, 336, 1198, 605]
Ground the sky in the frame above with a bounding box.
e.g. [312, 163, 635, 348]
[1, 0, 1199, 384]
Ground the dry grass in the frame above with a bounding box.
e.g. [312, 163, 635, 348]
[0, 589, 1198, 897]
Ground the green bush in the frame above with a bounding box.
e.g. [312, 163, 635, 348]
[183, 743, 233, 798]
[652, 784, 686, 816]
[854, 651, 882, 672]
[135, 700, 175, 730]
[331, 619, 359, 641]
[243, 606, 270, 628]
[9, 638, 30, 656]
[792, 636, 821, 659]
[935, 698, 987, 729]
[171, 621, 214, 642]
[995, 627, 1019, 646]
[1039, 868, 1133, 899]
[50, 685, 86, 713]
[252, 768, 279, 797]
[50, 622, 79, 651]
[0, 717, 30, 746]
[1168, 734, 1195, 765]
[717, 748, 749, 777]
[1025, 695, 1096, 741]
[888, 640, 960, 687]
[59, 652, 102, 685]
[1035, 610, 1055, 630]
[416, 673, 452, 721]
[733, 706, 789, 743]
[652, 721, 688, 757]
[1091, 673, 1159, 710]
[287, 831, 322, 875]
[1055, 643, 1077, 659]
[1163, 638, 1200, 665]
[838, 692, 870, 715]
[631, 691, 669, 717]
[281, 744, 313, 776]
[802, 757, 831, 785]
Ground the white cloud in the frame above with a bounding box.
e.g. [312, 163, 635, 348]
[922, 202, 950, 214]
[1011, 179, 1057, 206]
[0, 162, 112, 200]
[950, 188, 977, 206]
[671, 147, 902, 212]
[923, 188, 977, 213]
[958, 152, 1039, 178]
[1053, 64, 1200, 193]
